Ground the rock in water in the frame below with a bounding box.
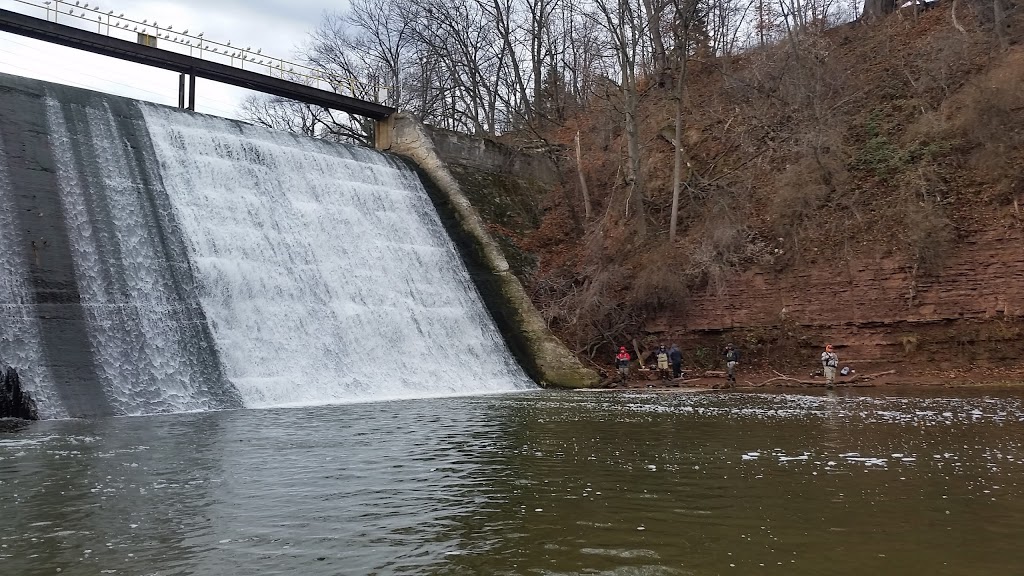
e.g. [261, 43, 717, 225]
[0, 366, 39, 420]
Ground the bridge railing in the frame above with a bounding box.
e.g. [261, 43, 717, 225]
[5, 0, 390, 103]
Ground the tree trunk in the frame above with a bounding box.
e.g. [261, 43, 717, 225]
[669, 42, 688, 243]
[758, 0, 767, 46]
[576, 131, 593, 220]
[623, 74, 646, 240]
[641, 0, 668, 73]
[490, 0, 532, 123]
[595, 0, 646, 239]
[994, 0, 1008, 49]
[530, 0, 547, 117]
[862, 0, 897, 19]
[951, 0, 967, 34]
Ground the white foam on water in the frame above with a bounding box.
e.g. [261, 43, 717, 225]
[140, 106, 533, 407]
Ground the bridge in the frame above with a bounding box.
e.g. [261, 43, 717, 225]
[0, 7, 397, 148]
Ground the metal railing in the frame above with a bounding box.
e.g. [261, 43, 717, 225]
[6, 0, 389, 103]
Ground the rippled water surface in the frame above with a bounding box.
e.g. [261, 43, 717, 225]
[2, 389, 1023, 575]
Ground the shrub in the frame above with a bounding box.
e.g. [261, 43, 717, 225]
[900, 334, 919, 354]
[902, 199, 955, 274]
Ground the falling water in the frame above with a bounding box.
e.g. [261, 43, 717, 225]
[0, 134, 64, 419]
[44, 98, 240, 415]
[1, 71, 531, 418]
[140, 106, 533, 407]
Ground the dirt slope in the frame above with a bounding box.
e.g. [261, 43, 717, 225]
[491, 6, 1024, 384]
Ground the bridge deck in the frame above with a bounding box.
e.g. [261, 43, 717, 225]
[0, 9, 395, 120]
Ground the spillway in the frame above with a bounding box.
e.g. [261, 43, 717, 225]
[0, 74, 533, 419]
[0, 132, 64, 418]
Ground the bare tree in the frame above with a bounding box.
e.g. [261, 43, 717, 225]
[669, 0, 702, 242]
[485, 0, 534, 125]
[642, 0, 671, 73]
[755, 0, 779, 45]
[240, 95, 320, 137]
[557, 0, 606, 109]
[862, 0, 897, 19]
[406, 0, 506, 135]
[576, 130, 593, 219]
[592, 0, 648, 239]
[526, 0, 560, 120]
[239, 95, 372, 145]
[314, 0, 414, 107]
[242, 0, 414, 145]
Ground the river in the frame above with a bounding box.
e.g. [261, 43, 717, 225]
[2, 388, 1022, 575]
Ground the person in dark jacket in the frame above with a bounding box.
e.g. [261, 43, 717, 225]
[668, 344, 683, 379]
[723, 344, 740, 387]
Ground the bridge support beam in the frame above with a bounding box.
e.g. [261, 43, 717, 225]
[374, 115, 394, 151]
[178, 73, 196, 111]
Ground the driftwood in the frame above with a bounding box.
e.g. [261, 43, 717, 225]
[598, 375, 703, 389]
[665, 377, 703, 386]
[749, 370, 897, 388]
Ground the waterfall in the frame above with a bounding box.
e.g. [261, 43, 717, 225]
[0, 71, 533, 418]
[0, 134, 64, 419]
[140, 106, 533, 407]
[43, 98, 241, 415]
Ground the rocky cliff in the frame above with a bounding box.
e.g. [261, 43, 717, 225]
[421, 10, 1024, 380]
[665, 226, 1024, 368]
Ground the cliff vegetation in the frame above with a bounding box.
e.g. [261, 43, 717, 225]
[493, 8, 1024, 376]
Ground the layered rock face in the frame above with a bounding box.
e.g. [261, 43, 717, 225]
[674, 227, 1024, 365]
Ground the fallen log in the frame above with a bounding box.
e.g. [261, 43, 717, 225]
[842, 369, 896, 384]
[752, 369, 897, 388]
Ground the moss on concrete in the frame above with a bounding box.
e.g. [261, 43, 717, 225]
[406, 160, 596, 388]
[448, 164, 541, 282]
[386, 114, 598, 388]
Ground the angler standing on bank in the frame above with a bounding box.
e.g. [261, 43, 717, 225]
[821, 344, 839, 388]
[615, 346, 632, 385]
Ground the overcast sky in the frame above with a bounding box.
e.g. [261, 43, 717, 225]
[0, 0, 335, 118]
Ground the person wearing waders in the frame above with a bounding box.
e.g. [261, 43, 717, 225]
[724, 344, 739, 388]
[668, 344, 683, 379]
[615, 346, 631, 385]
[656, 345, 670, 380]
[821, 344, 839, 388]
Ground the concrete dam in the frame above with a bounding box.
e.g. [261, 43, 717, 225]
[0, 73, 535, 419]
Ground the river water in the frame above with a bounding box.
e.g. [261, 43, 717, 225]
[1, 388, 1022, 575]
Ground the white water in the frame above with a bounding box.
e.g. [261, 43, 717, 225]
[45, 100, 232, 415]
[141, 106, 533, 406]
[0, 135, 64, 419]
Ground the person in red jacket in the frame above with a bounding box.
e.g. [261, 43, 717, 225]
[615, 346, 631, 384]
